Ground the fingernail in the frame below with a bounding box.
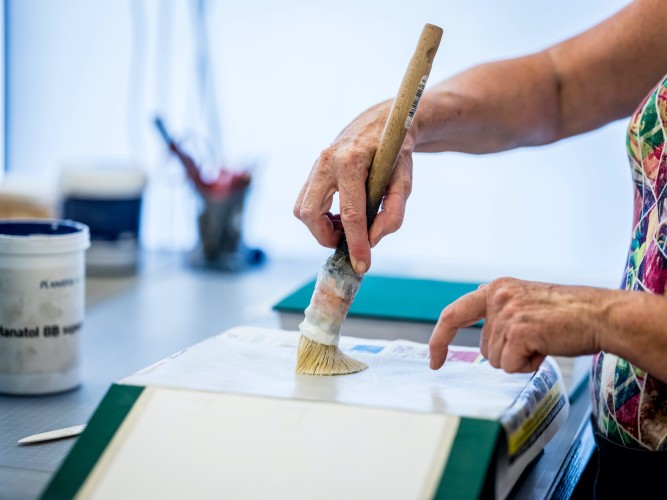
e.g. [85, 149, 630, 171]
[351, 258, 367, 274]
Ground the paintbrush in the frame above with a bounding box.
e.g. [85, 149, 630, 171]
[296, 23, 443, 375]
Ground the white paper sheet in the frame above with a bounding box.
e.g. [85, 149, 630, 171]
[122, 326, 534, 420]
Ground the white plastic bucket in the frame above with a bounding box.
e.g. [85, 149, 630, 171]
[0, 219, 90, 395]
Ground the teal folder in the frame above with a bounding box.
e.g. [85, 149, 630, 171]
[273, 275, 483, 326]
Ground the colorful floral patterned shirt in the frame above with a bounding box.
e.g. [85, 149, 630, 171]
[591, 74, 667, 451]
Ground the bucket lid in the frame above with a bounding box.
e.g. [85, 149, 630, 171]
[60, 165, 147, 198]
[0, 219, 90, 255]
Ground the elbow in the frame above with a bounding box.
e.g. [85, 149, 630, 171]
[534, 49, 566, 144]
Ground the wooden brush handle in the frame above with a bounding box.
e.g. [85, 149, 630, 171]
[365, 23, 443, 226]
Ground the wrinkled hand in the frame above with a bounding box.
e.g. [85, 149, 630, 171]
[294, 100, 415, 274]
[429, 278, 607, 373]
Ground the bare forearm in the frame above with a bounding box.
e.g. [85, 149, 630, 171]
[412, 0, 667, 155]
[413, 54, 561, 153]
[603, 291, 667, 384]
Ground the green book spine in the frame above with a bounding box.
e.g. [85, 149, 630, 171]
[40, 384, 144, 500]
[435, 418, 500, 499]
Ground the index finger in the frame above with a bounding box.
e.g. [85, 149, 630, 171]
[429, 287, 488, 370]
[295, 172, 339, 248]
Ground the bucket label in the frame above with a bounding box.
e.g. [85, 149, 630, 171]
[0, 263, 85, 377]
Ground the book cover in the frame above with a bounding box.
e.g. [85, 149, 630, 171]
[43, 384, 500, 500]
[273, 275, 483, 325]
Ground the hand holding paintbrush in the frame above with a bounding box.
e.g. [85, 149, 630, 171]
[296, 24, 443, 375]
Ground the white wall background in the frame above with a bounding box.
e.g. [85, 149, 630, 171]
[7, 0, 633, 286]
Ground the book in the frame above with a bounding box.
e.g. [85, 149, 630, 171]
[274, 275, 482, 346]
[274, 275, 591, 397]
[274, 275, 482, 325]
[43, 327, 569, 500]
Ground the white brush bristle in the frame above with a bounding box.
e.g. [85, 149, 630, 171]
[296, 336, 368, 376]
